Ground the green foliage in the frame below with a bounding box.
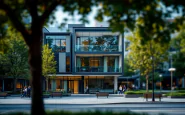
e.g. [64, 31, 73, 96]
[176, 90, 185, 93]
[126, 26, 169, 77]
[125, 90, 152, 94]
[124, 57, 135, 76]
[95, 0, 183, 45]
[0, 37, 9, 54]
[42, 44, 56, 79]
[140, 72, 163, 83]
[166, 92, 185, 97]
[0, 29, 29, 79]
[171, 25, 185, 77]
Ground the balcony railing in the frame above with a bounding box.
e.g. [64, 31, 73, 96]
[75, 66, 122, 72]
[75, 45, 122, 52]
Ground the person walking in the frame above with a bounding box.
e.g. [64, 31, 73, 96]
[27, 86, 31, 98]
[119, 85, 123, 94]
[85, 85, 89, 94]
[21, 86, 27, 97]
[123, 85, 127, 94]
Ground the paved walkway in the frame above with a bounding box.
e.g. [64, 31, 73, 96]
[0, 94, 185, 104]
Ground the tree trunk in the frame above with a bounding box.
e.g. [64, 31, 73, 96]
[146, 75, 149, 101]
[146, 75, 149, 93]
[28, 34, 45, 115]
[13, 78, 17, 93]
[46, 78, 48, 92]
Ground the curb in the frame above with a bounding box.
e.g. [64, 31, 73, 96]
[0, 101, 185, 105]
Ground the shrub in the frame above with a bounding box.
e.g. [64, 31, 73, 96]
[125, 90, 152, 94]
[166, 92, 185, 96]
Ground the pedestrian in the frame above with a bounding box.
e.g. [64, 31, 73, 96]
[123, 85, 127, 94]
[27, 86, 31, 98]
[119, 85, 123, 94]
[21, 86, 27, 97]
[85, 85, 89, 94]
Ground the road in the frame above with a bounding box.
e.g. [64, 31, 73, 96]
[0, 103, 185, 115]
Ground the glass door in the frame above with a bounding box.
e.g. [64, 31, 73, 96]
[68, 80, 74, 93]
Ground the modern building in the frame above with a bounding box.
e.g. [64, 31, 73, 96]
[42, 24, 124, 94]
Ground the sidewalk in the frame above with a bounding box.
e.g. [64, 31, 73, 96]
[0, 94, 185, 104]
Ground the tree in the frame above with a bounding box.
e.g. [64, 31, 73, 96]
[96, 0, 185, 44]
[171, 25, 185, 80]
[0, 1, 94, 114]
[1, 30, 29, 92]
[42, 44, 56, 91]
[1, 0, 185, 114]
[123, 57, 134, 76]
[126, 26, 169, 93]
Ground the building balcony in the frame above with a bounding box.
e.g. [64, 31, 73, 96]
[75, 66, 122, 72]
[75, 45, 122, 52]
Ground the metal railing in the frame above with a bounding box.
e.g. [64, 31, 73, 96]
[75, 45, 122, 52]
[75, 66, 122, 72]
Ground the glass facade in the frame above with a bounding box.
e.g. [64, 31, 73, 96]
[46, 35, 67, 52]
[75, 35, 121, 52]
[54, 76, 114, 94]
[76, 56, 120, 72]
[85, 76, 114, 93]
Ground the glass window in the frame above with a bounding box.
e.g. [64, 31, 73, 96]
[66, 56, 70, 72]
[103, 77, 114, 89]
[46, 39, 55, 51]
[107, 56, 119, 72]
[56, 40, 60, 52]
[46, 35, 68, 52]
[61, 40, 66, 52]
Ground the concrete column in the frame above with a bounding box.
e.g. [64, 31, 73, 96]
[114, 76, 118, 94]
[77, 57, 81, 72]
[115, 57, 118, 72]
[59, 53, 66, 72]
[66, 36, 70, 52]
[104, 57, 107, 72]
[64, 80, 67, 92]
[77, 57, 81, 67]
[138, 78, 140, 89]
[51, 79, 56, 91]
[2, 79, 4, 92]
[119, 56, 122, 72]
[182, 77, 185, 88]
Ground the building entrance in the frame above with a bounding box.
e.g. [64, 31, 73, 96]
[68, 80, 79, 94]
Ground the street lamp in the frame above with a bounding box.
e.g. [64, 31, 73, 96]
[159, 74, 162, 93]
[168, 68, 176, 96]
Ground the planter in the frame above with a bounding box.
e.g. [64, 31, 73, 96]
[43, 94, 50, 98]
[62, 93, 71, 96]
[170, 96, 185, 98]
[124, 94, 143, 98]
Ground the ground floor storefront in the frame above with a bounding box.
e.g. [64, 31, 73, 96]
[44, 76, 119, 94]
[0, 78, 29, 92]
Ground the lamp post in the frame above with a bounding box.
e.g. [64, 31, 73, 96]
[159, 74, 162, 93]
[168, 68, 176, 96]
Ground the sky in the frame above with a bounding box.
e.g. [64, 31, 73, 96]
[47, 6, 98, 32]
[47, 4, 183, 32]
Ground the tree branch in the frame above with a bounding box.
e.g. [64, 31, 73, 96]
[25, 0, 38, 20]
[39, 0, 61, 27]
[0, 0, 31, 45]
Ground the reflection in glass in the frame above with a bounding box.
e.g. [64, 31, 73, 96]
[76, 35, 119, 52]
[76, 56, 119, 72]
[46, 35, 67, 52]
